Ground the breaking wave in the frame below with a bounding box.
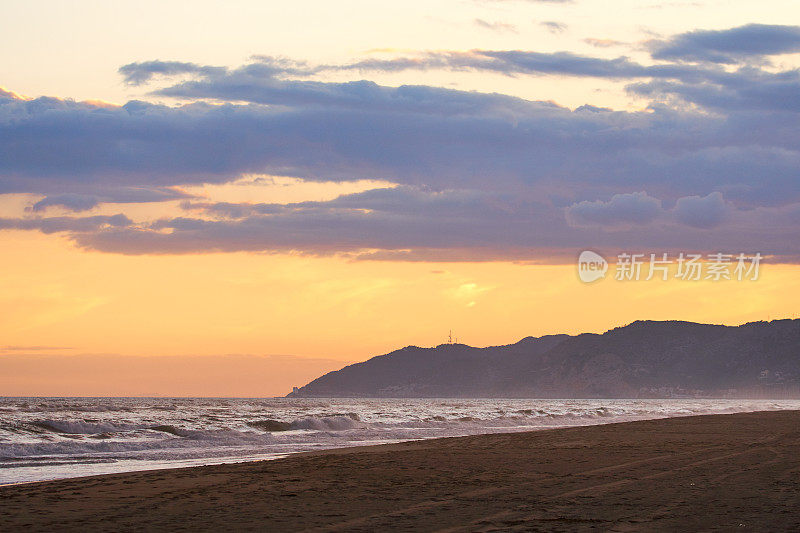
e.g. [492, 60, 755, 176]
[2, 397, 799, 483]
[32, 420, 143, 435]
[288, 414, 365, 431]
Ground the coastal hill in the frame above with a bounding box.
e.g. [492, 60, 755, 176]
[287, 320, 800, 398]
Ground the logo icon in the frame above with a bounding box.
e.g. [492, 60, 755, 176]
[578, 250, 608, 283]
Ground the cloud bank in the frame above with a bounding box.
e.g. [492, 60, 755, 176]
[2, 23, 799, 261]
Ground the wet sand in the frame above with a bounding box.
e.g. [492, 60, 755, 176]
[2, 410, 800, 531]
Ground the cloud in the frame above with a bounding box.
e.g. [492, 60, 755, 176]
[2, 182, 798, 261]
[584, 38, 624, 48]
[0, 186, 781, 262]
[31, 193, 99, 213]
[474, 19, 518, 33]
[95, 187, 193, 203]
[3, 25, 800, 262]
[91, 187, 561, 255]
[566, 192, 663, 227]
[475, 50, 652, 77]
[335, 50, 657, 78]
[29, 184, 194, 213]
[169, 49, 714, 82]
[566, 190, 734, 231]
[182, 186, 526, 221]
[297, 43, 800, 115]
[672, 191, 728, 229]
[119, 57, 320, 86]
[0, 214, 132, 234]
[154, 51, 800, 117]
[118, 60, 227, 86]
[318, 50, 771, 105]
[540, 21, 567, 33]
[139, 64, 800, 205]
[309, 48, 793, 117]
[650, 24, 800, 64]
[28, 188, 192, 213]
[626, 68, 800, 113]
[2, 63, 799, 208]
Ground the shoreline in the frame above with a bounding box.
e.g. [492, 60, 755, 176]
[5, 401, 796, 487]
[3, 410, 800, 531]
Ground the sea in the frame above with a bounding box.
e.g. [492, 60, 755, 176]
[2, 397, 799, 484]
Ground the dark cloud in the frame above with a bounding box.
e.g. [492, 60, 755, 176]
[134, 50, 706, 84]
[140, 63, 800, 207]
[31, 193, 99, 213]
[626, 68, 800, 113]
[119, 57, 319, 86]
[119, 60, 227, 86]
[71, 187, 565, 255]
[121, 52, 800, 128]
[312, 43, 800, 115]
[672, 191, 728, 229]
[566, 190, 736, 232]
[325, 49, 800, 118]
[317, 45, 800, 116]
[3, 24, 800, 261]
[95, 187, 193, 203]
[2, 68, 799, 208]
[183, 186, 530, 221]
[566, 192, 662, 227]
[57, 187, 800, 261]
[650, 24, 800, 64]
[474, 50, 652, 77]
[3, 184, 798, 261]
[0, 214, 132, 234]
[29, 188, 192, 212]
[335, 50, 655, 78]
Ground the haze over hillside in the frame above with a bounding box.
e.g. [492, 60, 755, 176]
[288, 320, 800, 399]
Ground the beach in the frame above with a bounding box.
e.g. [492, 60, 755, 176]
[2, 410, 799, 531]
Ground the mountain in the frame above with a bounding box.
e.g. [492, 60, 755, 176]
[287, 320, 800, 398]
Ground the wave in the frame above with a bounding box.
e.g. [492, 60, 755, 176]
[10, 402, 134, 413]
[247, 420, 292, 432]
[32, 420, 144, 435]
[2, 398, 798, 483]
[0, 427, 278, 460]
[288, 414, 365, 431]
[246, 413, 365, 432]
[0, 457, 115, 468]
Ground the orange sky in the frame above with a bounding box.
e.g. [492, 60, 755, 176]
[2, 226, 798, 396]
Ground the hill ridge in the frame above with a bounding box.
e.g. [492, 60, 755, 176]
[288, 319, 800, 398]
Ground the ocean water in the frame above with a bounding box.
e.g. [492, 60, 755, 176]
[1, 397, 798, 484]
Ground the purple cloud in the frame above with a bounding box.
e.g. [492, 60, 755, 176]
[673, 192, 728, 229]
[650, 24, 800, 64]
[2, 24, 800, 262]
[566, 192, 663, 228]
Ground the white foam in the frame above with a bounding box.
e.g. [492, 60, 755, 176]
[289, 414, 366, 431]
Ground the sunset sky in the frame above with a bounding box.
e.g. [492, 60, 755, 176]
[2, 0, 799, 396]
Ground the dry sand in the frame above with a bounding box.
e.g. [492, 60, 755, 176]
[2, 410, 799, 532]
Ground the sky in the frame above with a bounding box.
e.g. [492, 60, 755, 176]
[1, 0, 799, 396]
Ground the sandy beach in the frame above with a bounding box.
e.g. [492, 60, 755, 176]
[2, 410, 799, 531]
